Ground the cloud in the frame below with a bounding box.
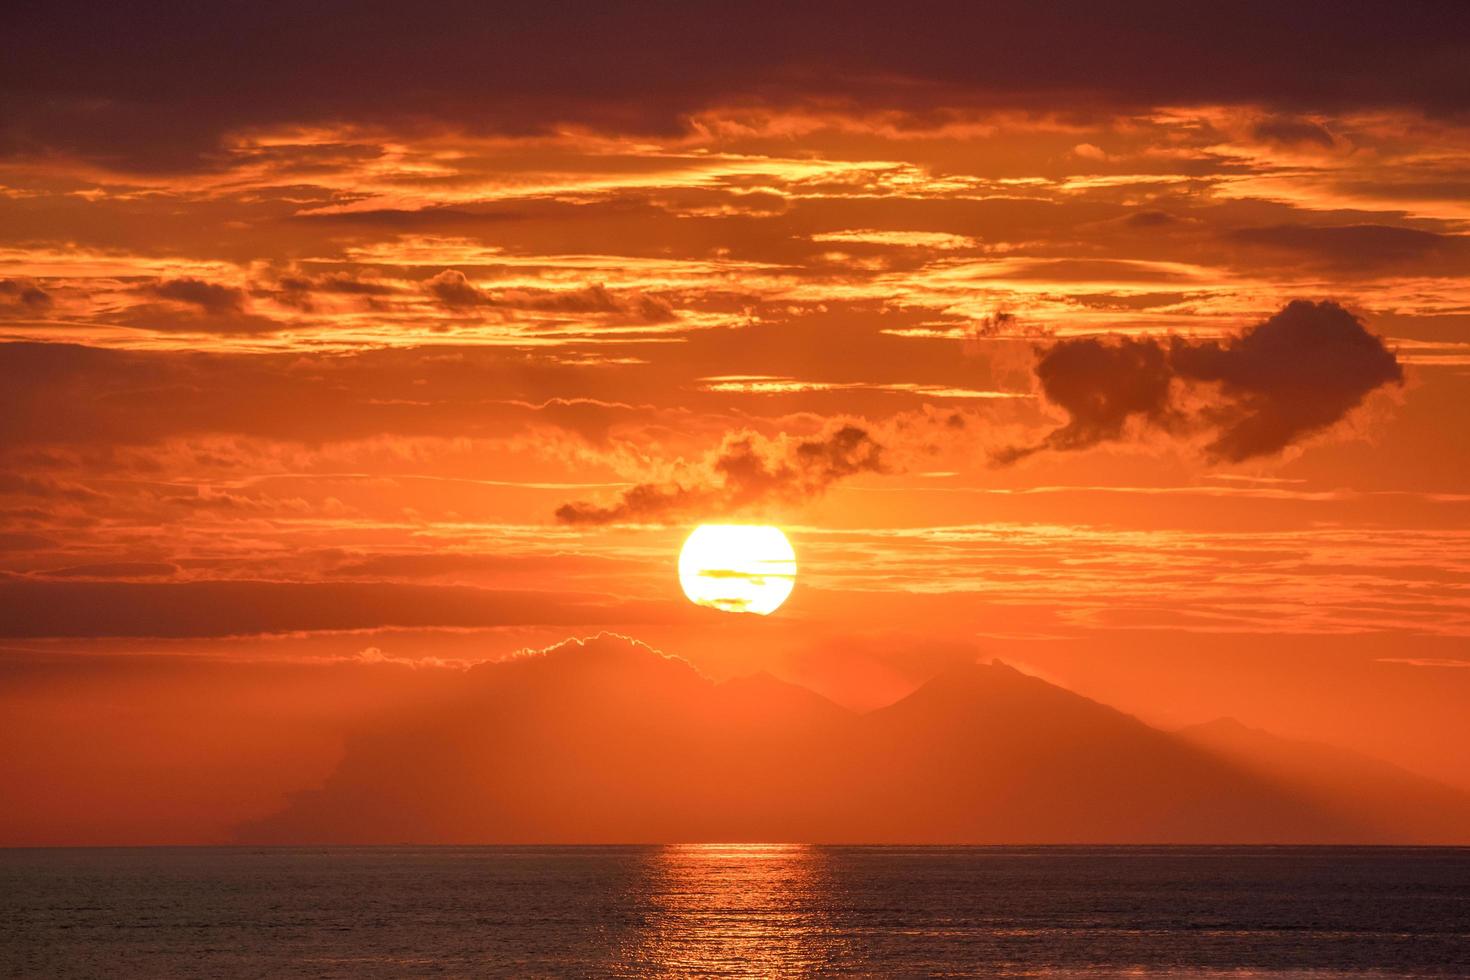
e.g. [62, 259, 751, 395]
[1226, 224, 1461, 270]
[0, 532, 56, 552]
[999, 336, 1178, 462]
[333, 552, 638, 579]
[1251, 117, 1336, 148]
[0, 342, 618, 447]
[1001, 300, 1403, 463]
[1376, 658, 1470, 669]
[352, 646, 476, 670]
[294, 207, 521, 228]
[1172, 301, 1404, 461]
[423, 269, 485, 309]
[6, 5, 1470, 172]
[556, 424, 885, 524]
[0, 580, 650, 638]
[286, 273, 398, 296]
[145, 278, 248, 313]
[35, 562, 179, 579]
[1124, 209, 1183, 229]
[0, 471, 103, 501]
[273, 271, 400, 310]
[0, 278, 53, 312]
[424, 271, 677, 323]
[522, 285, 676, 323]
[1071, 142, 1114, 161]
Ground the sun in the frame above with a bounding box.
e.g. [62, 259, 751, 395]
[678, 524, 797, 615]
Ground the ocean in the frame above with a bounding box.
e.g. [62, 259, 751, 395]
[3, 845, 1467, 977]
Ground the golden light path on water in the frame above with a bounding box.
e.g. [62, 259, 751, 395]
[616, 844, 842, 976]
[677, 525, 797, 615]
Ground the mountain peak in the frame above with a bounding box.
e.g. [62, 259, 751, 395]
[716, 670, 851, 721]
[496, 632, 703, 677]
[1184, 716, 1255, 735]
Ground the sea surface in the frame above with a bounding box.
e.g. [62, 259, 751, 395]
[2, 845, 1468, 977]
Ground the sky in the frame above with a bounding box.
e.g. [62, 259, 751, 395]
[2, 3, 1469, 843]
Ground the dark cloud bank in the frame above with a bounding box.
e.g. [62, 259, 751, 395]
[5, 2, 1469, 171]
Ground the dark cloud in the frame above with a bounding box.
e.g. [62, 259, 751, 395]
[0, 532, 56, 552]
[1226, 224, 1462, 270]
[0, 580, 647, 638]
[36, 561, 178, 579]
[145, 278, 248, 314]
[1172, 301, 1404, 461]
[333, 553, 638, 579]
[522, 285, 677, 324]
[1124, 209, 1183, 229]
[423, 269, 485, 310]
[0, 278, 53, 312]
[273, 272, 400, 311]
[995, 337, 1178, 464]
[4, 3, 1469, 171]
[0, 342, 615, 448]
[112, 308, 286, 336]
[556, 424, 885, 525]
[294, 207, 523, 228]
[1001, 300, 1403, 464]
[291, 273, 399, 296]
[1252, 117, 1336, 148]
[425, 271, 677, 323]
[0, 472, 102, 501]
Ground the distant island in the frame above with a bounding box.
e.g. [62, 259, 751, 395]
[242, 634, 1470, 845]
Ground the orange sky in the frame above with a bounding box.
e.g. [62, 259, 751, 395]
[2, 3, 1469, 844]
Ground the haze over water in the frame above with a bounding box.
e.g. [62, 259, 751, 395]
[5, 845, 1468, 977]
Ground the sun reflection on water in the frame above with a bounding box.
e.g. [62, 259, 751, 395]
[613, 844, 845, 977]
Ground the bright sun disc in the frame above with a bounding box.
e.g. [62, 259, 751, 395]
[678, 524, 796, 615]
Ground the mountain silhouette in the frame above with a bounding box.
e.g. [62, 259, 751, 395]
[239, 635, 1470, 844]
[1177, 716, 1470, 844]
